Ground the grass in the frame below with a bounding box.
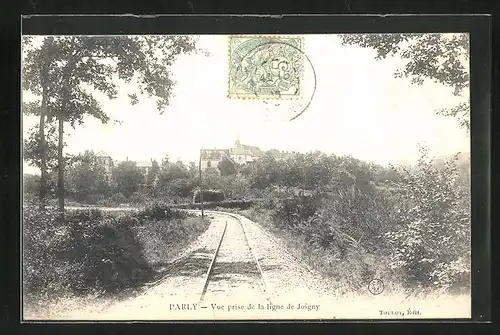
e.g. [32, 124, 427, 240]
[230, 206, 437, 299]
[134, 215, 210, 269]
[23, 202, 212, 317]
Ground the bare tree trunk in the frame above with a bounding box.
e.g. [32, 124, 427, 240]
[57, 116, 65, 218]
[38, 88, 48, 210]
[36, 38, 54, 210]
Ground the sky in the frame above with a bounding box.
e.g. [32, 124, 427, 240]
[22, 34, 470, 175]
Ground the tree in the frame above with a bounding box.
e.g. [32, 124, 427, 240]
[160, 162, 190, 182]
[385, 146, 470, 290]
[66, 151, 110, 203]
[146, 160, 160, 187]
[249, 153, 284, 189]
[22, 37, 58, 209]
[23, 174, 40, 196]
[188, 162, 198, 178]
[157, 162, 193, 198]
[23, 123, 59, 173]
[22, 35, 199, 215]
[340, 33, 470, 131]
[218, 156, 237, 176]
[338, 155, 376, 190]
[302, 151, 333, 190]
[112, 161, 144, 199]
[23, 122, 72, 206]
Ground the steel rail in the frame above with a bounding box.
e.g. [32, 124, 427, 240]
[198, 212, 271, 304]
[199, 220, 228, 303]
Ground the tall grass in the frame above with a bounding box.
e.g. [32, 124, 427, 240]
[235, 148, 470, 296]
[23, 199, 210, 302]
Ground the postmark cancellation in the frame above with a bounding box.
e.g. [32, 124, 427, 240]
[228, 35, 305, 100]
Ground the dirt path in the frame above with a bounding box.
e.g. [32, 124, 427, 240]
[24, 210, 470, 320]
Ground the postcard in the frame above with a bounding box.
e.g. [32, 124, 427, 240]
[22, 32, 471, 320]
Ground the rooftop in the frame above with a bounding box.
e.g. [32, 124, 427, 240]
[200, 149, 230, 160]
[231, 144, 263, 157]
[96, 151, 111, 158]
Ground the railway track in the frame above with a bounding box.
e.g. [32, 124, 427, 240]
[198, 213, 270, 304]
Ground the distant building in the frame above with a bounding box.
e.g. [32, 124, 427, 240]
[136, 160, 153, 176]
[199, 136, 265, 172]
[96, 151, 114, 178]
[229, 136, 263, 164]
[96, 152, 155, 182]
[200, 148, 231, 171]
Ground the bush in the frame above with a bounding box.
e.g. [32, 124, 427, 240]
[111, 192, 127, 205]
[193, 189, 225, 203]
[384, 147, 471, 292]
[246, 181, 401, 292]
[23, 203, 73, 299]
[174, 199, 257, 210]
[23, 199, 211, 300]
[267, 196, 319, 230]
[23, 174, 40, 195]
[23, 202, 155, 298]
[66, 215, 154, 294]
[96, 192, 128, 207]
[139, 202, 187, 221]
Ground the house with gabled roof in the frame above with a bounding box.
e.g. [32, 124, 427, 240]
[229, 136, 263, 165]
[200, 148, 231, 171]
[199, 136, 264, 172]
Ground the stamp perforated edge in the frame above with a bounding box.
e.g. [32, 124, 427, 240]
[227, 35, 306, 100]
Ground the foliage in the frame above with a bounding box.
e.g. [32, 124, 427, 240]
[23, 198, 210, 300]
[238, 146, 470, 294]
[340, 33, 470, 131]
[134, 212, 210, 267]
[23, 174, 41, 195]
[23, 143, 471, 295]
[65, 150, 110, 203]
[219, 175, 252, 200]
[22, 35, 199, 209]
[22, 201, 153, 298]
[112, 161, 144, 199]
[22, 35, 198, 122]
[218, 156, 237, 176]
[146, 160, 161, 186]
[156, 161, 194, 198]
[138, 202, 188, 221]
[193, 189, 226, 203]
[23, 123, 60, 172]
[249, 153, 284, 189]
[384, 146, 470, 292]
[174, 199, 257, 210]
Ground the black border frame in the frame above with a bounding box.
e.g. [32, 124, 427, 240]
[7, 13, 492, 331]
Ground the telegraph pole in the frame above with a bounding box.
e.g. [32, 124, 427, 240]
[199, 148, 204, 220]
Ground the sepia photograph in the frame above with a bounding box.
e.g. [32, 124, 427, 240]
[21, 32, 472, 320]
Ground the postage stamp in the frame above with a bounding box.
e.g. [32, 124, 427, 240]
[228, 35, 305, 99]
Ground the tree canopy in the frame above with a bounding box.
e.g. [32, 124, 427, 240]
[340, 33, 470, 131]
[22, 35, 198, 121]
[218, 156, 237, 176]
[23, 123, 59, 172]
[22, 35, 199, 210]
[66, 150, 110, 203]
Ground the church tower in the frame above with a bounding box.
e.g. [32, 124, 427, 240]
[235, 134, 241, 148]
